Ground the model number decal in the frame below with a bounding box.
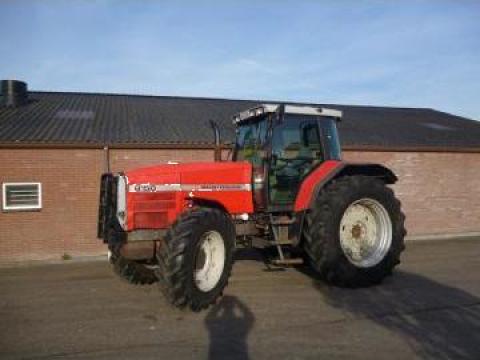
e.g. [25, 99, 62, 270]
[134, 184, 157, 192]
[129, 183, 251, 193]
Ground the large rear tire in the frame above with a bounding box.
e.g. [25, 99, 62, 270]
[303, 175, 406, 287]
[156, 207, 235, 311]
[109, 246, 158, 285]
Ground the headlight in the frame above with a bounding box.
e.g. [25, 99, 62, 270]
[116, 175, 127, 229]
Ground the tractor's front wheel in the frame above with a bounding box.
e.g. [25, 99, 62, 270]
[109, 246, 158, 285]
[156, 207, 235, 311]
[303, 175, 406, 287]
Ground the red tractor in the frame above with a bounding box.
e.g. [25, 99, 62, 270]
[98, 104, 406, 311]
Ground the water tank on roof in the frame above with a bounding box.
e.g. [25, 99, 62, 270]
[1, 80, 28, 107]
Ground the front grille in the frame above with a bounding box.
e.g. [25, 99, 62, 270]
[97, 173, 127, 248]
[97, 173, 116, 241]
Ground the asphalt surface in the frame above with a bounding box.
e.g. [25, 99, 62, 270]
[1, 239, 480, 360]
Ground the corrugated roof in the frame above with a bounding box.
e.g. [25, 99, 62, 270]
[0, 90, 479, 150]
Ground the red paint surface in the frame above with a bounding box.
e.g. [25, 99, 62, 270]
[294, 160, 343, 211]
[125, 162, 253, 230]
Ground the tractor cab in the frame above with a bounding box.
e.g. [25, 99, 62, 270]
[232, 104, 342, 211]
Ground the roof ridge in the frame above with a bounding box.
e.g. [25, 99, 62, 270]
[28, 90, 433, 112]
[421, 108, 480, 123]
[29, 90, 257, 104]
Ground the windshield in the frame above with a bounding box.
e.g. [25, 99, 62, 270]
[233, 117, 268, 165]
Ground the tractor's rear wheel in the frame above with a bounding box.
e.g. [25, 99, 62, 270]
[303, 175, 406, 287]
[109, 246, 158, 285]
[156, 207, 235, 311]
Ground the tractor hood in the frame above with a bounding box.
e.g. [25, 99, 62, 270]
[122, 161, 254, 231]
[125, 161, 252, 188]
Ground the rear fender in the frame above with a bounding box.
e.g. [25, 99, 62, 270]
[336, 163, 397, 184]
[294, 161, 397, 211]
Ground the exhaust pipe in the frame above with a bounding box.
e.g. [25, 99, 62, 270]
[209, 120, 221, 162]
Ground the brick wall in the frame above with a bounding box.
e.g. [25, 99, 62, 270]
[0, 148, 479, 262]
[343, 151, 480, 237]
[0, 149, 104, 262]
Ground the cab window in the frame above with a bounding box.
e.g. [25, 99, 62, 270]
[269, 115, 323, 204]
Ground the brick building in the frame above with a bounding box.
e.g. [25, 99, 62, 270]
[1, 80, 480, 262]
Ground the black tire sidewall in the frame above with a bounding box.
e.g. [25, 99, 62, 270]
[183, 211, 235, 305]
[157, 207, 236, 310]
[328, 180, 401, 274]
[305, 176, 405, 286]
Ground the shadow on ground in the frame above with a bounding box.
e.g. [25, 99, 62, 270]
[235, 247, 480, 358]
[309, 269, 480, 359]
[205, 295, 255, 360]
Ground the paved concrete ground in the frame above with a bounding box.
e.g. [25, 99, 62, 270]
[1, 239, 480, 360]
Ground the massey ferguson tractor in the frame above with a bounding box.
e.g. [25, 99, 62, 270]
[98, 104, 406, 311]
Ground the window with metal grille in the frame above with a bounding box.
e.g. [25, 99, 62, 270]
[2, 183, 42, 211]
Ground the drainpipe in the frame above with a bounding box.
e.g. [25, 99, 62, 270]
[103, 145, 110, 173]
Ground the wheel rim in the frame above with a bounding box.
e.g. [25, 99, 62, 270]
[194, 230, 226, 292]
[339, 198, 392, 268]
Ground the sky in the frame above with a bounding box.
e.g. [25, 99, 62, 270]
[1, 0, 479, 120]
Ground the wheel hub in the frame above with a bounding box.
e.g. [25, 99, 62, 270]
[351, 223, 364, 239]
[194, 230, 226, 292]
[339, 198, 392, 268]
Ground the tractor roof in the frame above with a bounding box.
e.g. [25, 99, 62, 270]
[232, 104, 342, 124]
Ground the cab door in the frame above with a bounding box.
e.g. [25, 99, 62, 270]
[268, 115, 323, 208]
